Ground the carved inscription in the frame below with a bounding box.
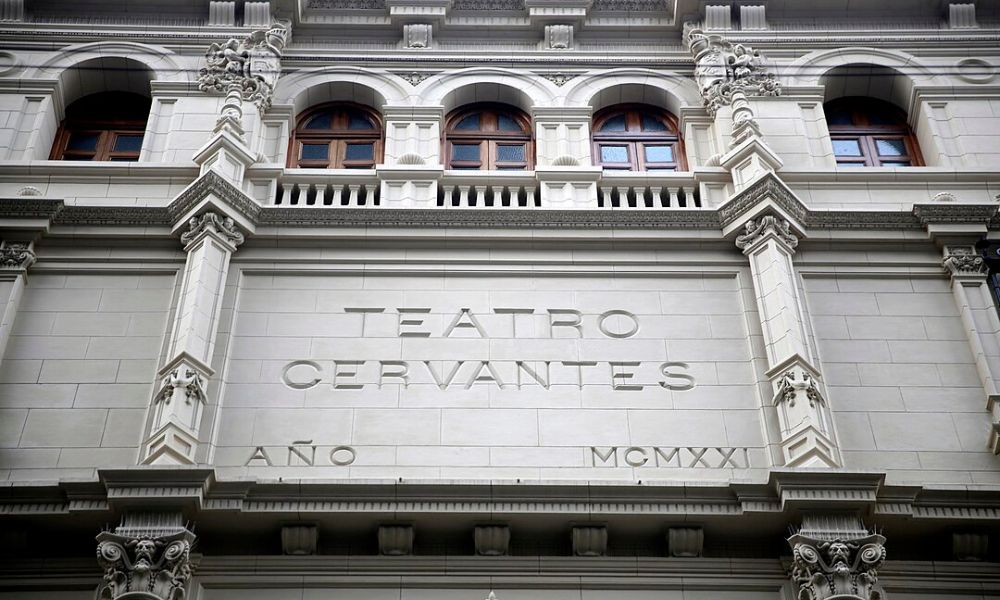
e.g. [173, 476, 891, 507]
[240, 443, 752, 468]
[279, 306, 699, 392]
[591, 446, 751, 468]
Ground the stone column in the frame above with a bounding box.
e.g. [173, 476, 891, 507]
[0, 240, 35, 359]
[96, 512, 196, 600]
[787, 514, 886, 600]
[143, 213, 245, 464]
[943, 245, 1000, 453]
[736, 215, 840, 467]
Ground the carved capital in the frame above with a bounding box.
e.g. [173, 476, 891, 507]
[735, 215, 798, 252]
[683, 26, 781, 117]
[197, 25, 287, 115]
[0, 240, 35, 271]
[96, 514, 195, 600]
[788, 515, 886, 600]
[943, 245, 988, 279]
[180, 211, 246, 249]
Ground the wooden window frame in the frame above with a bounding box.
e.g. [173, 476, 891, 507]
[826, 97, 924, 167]
[592, 104, 686, 172]
[444, 103, 533, 171]
[289, 102, 383, 169]
[50, 123, 146, 161]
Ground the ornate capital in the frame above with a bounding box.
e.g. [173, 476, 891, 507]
[155, 366, 207, 408]
[735, 215, 798, 252]
[943, 245, 988, 278]
[683, 25, 781, 117]
[96, 513, 195, 600]
[180, 211, 246, 249]
[197, 25, 287, 115]
[0, 241, 36, 271]
[775, 368, 823, 409]
[788, 515, 886, 600]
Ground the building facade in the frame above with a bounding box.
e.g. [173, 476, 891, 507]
[1, 0, 1000, 598]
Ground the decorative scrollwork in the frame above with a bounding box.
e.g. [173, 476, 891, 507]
[179, 212, 246, 248]
[788, 521, 886, 600]
[0, 241, 35, 270]
[734, 215, 798, 251]
[96, 529, 195, 600]
[198, 25, 287, 115]
[684, 25, 781, 117]
[943, 245, 988, 278]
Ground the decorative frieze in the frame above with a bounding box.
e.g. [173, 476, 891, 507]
[198, 25, 288, 114]
[788, 515, 886, 600]
[667, 527, 703, 557]
[378, 524, 415, 555]
[571, 525, 607, 556]
[96, 513, 196, 600]
[474, 524, 510, 556]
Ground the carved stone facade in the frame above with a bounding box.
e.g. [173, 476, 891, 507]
[0, 1, 999, 599]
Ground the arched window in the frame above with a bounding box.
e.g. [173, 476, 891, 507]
[592, 104, 684, 171]
[50, 92, 150, 161]
[825, 97, 923, 167]
[444, 103, 532, 170]
[290, 103, 382, 169]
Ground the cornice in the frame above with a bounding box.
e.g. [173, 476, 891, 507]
[913, 202, 998, 225]
[55, 206, 172, 227]
[167, 171, 262, 225]
[2, 469, 998, 521]
[717, 173, 807, 229]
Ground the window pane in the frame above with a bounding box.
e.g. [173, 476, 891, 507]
[644, 145, 674, 163]
[497, 113, 521, 132]
[875, 138, 906, 156]
[881, 161, 912, 167]
[600, 145, 629, 163]
[599, 115, 627, 132]
[347, 111, 375, 130]
[641, 114, 668, 132]
[67, 132, 100, 151]
[455, 114, 480, 130]
[452, 143, 480, 161]
[63, 154, 93, 161]
[832, 139, 862, 156]
[113, 134, 144, 153]
[300, 143, 329, 160]
[345, 142, 374, 161]
[304, 113, 332, 129]
[837, 162, 867, 167]
[496, 144, 525, 162]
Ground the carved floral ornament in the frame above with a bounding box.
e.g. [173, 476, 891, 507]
[683, 25, 781, 116]
[943, 245, 989, 278]
[96, 529, 195, 600]
[179, 211, 246, 248]
[734, 215, 798, 251]
[0, 241, 35, 270]
[198, 25, 288, 114]
[156, 367, 206, 407]
[775, 369, 823, 408]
